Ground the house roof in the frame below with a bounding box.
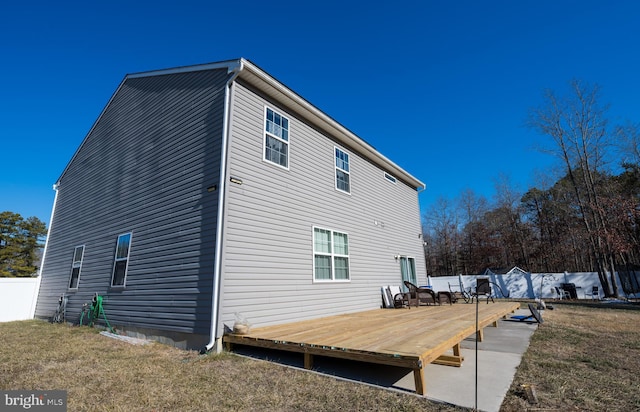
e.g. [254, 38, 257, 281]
[483, 266, 529, 276]
[57, 58, 425, 191]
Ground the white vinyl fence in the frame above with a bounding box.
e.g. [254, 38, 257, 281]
[426, 272, 626, 300]
[0, 277, 39, 322]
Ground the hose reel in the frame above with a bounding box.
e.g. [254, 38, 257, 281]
[80, 293, 115, 333]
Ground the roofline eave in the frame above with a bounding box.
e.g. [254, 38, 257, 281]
[55, 58, 425, 191]
[236, 59, 425, 190]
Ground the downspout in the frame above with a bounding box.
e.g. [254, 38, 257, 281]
[204, 60, 243, 353]
[31, 183, 60, 318]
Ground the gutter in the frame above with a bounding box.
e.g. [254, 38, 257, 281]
[32, 184, 60, 318]
[204, 60, 243, 353]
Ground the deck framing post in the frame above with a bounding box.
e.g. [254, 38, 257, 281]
[453, 342, 461, 357]
[304, 353, 314, 369]
[413, 367, 426, 396]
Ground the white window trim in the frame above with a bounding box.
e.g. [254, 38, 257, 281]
[312, 226, 351, 283]
[68, 245, 85, 290]
[334, 146, 351, 194]
[111, 232, 132, 288]
[399, 255, 418, 290]
[384, 172, 397, 184]
[262, 105, 290, 170]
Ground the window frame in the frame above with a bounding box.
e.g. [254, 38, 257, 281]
[334, 146, 351, 194]
[68, 245, 85, 290]
[312, 226, 351, 283]
[111, 232, 132, 288]
[263, 106, 290, 170]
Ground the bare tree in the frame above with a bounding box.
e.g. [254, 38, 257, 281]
[492, 174, 533, 269]
[616, 122, 640, 166]
[422, 197, 460, 276]
[528, 80, 619, 296]
[457, 189, 489, 274]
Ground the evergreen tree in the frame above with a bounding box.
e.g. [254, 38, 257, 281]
[0, 211, 47, 277]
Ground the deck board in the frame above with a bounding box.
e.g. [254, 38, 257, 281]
[224, 301, 520, 395]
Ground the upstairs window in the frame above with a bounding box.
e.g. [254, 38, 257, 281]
[111, 233, 132, 287]
[335, 147, 350, 193]
[68, 245, 85, 289]
[264, 107, 289, 169]
[313, 227, 350, 282]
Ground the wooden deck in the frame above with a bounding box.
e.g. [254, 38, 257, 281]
[223, 301, 520, 395]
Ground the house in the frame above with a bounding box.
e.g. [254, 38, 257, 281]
[35, 58, 426, 351]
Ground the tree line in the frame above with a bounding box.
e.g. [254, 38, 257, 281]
[0, 211, 47, 277]
[422, 81, 640, 298]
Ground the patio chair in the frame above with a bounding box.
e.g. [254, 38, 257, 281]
[448, 282, 468, 303]
[381, 285, 409, 308]
[470, 278, 494, 304]
[436, 291, 455, 305]
[389, 285, 410, 308]
[403, 281, 439, 307]
[555, 286, 570, 300]
[585, 285, 600, 301]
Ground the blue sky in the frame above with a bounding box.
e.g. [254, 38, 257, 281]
[2, 1, 640, 225]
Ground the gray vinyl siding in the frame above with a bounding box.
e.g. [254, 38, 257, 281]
[218, 82, 425, 331]
[36, 68, 229, 339]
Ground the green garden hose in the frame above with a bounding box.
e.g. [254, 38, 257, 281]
[80, 294, 115, 333]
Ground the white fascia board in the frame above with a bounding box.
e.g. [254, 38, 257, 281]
[126, 59, 242, 79]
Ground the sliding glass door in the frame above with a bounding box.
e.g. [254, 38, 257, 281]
[400, 256, 417, 291]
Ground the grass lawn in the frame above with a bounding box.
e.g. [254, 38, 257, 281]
[501, 302, 640, 411]
[1, 303, 639, 411]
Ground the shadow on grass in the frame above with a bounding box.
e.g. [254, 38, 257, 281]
[511, 298, 640, 312]
[549, 300, 640, 311]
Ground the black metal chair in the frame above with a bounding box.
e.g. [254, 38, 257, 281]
[471, 278, 494, 304]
